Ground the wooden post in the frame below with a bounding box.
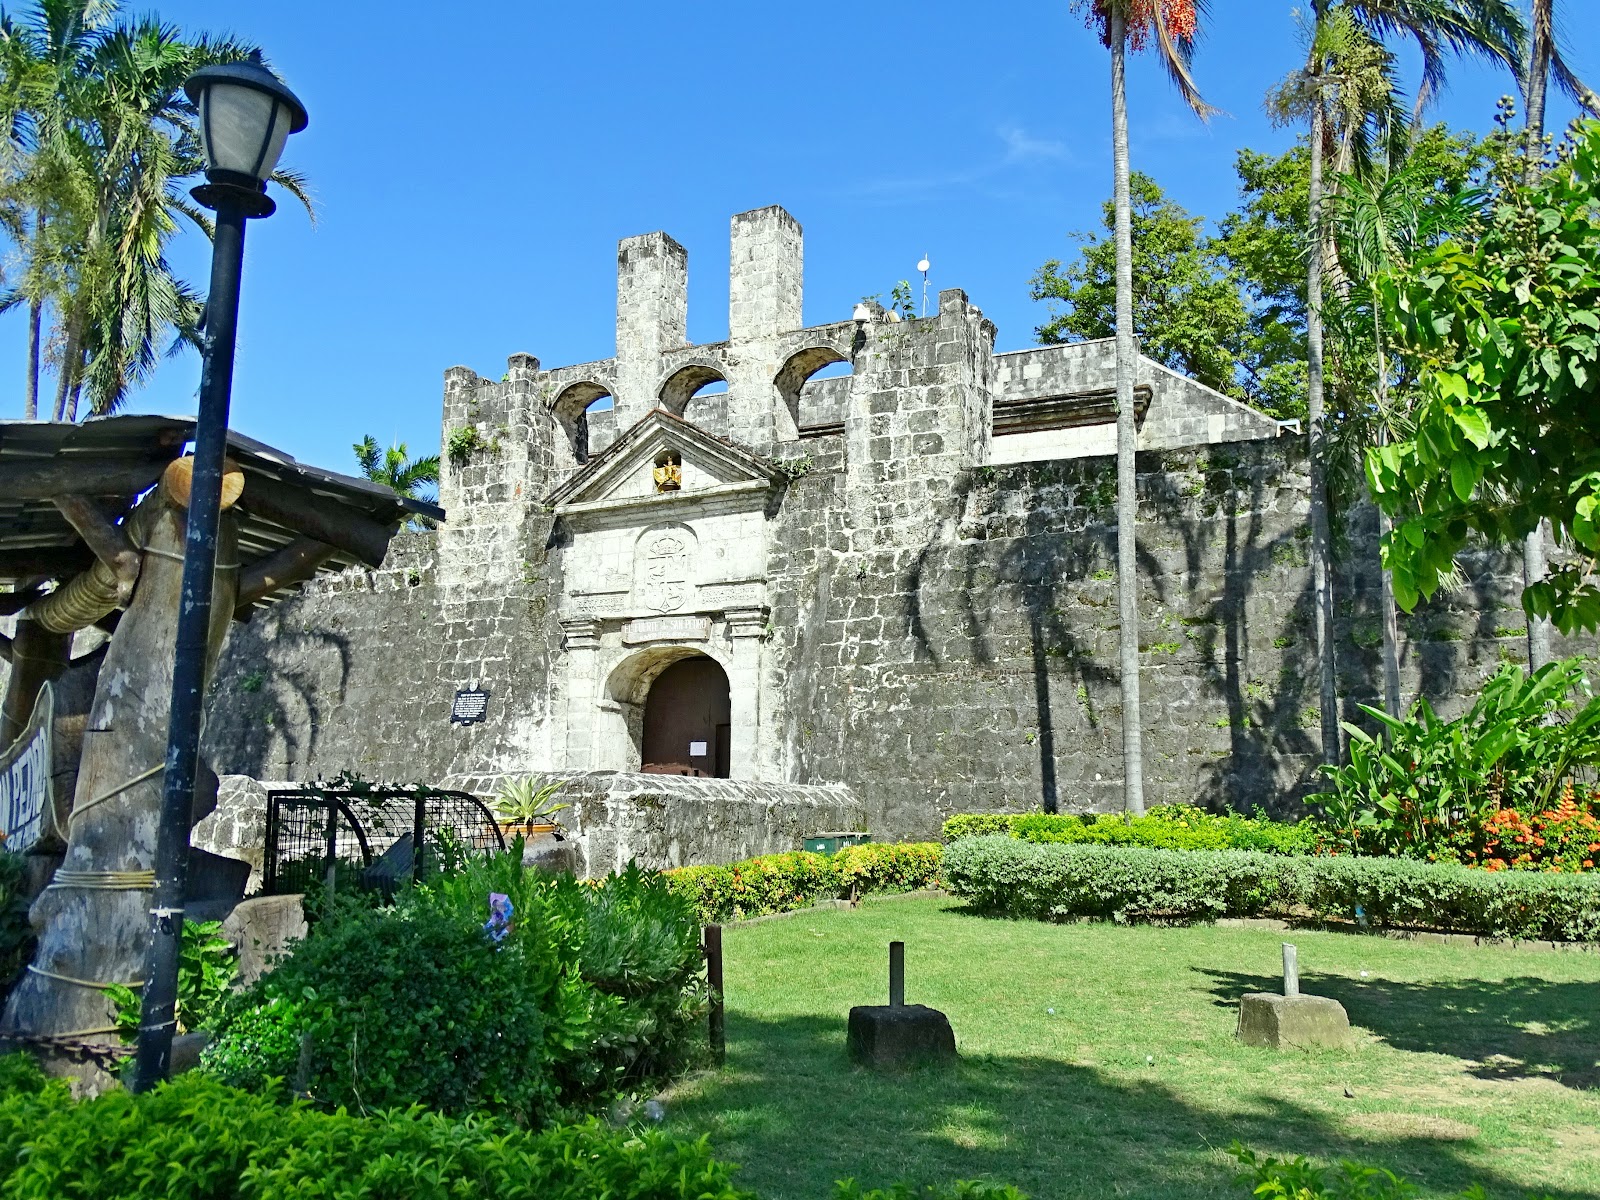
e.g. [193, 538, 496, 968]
[889, 940, 905, 1007]
[705, 924, 725, 1066]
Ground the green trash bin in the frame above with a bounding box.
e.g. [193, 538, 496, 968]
[803, 831, 871, 855]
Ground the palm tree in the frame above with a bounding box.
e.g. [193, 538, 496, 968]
[1327, 155, 1481, 721]
[1278, 0, 1524, 766]
[1073, 0, 1213, 815]
[0, 1, 108, 419]
[1519, 0, 1595, 671]
[355, 436, 439, 529]
[0, 5, 311, 420]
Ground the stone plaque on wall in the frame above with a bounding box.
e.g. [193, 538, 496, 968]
[697, 581, 765, 610]
[623, 616, 712, 645]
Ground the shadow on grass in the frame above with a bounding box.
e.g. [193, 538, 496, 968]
[669, 1011, 1596, 1200]
[1194, 967, 1600, 1092]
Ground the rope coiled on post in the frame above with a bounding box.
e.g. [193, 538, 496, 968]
[46, 869, 155, 892]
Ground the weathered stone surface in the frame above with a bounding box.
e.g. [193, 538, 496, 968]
[847, 1004, 957, 1069]
[520, 833, 580, 874]
[1237, 991, 1351, 1050]
[193, 775, 272, 894]
[451, 771, 863, 877]
[222, 894, 307, 986]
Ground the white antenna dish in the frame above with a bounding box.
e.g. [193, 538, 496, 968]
[916, 257, 930, 273]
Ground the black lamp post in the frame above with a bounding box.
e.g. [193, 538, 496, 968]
[132, 53, 306, 1094]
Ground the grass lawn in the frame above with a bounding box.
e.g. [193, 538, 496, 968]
[662, 896, 1600, 1200]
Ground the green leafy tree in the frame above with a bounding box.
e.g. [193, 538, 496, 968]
[1270, 0, 1525, 765]
[1518, 0, 1598, 670]
[1327, 150, 1483, 719]
[1369, 117, 1600, 637]
[1030, 171, 1249, 400]
[1070, 0, 1213, 817]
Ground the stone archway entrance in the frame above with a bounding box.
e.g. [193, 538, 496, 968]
[641, 656, 731, 777]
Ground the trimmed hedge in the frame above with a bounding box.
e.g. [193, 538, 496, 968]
[944, 836, 1600, 942]
[941, 806, 1319, 855]
[0, 1065, 750, 1200]
[665, 843, 944, 923]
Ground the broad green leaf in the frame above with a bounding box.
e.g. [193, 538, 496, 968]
[1450, 406, 1492, 450]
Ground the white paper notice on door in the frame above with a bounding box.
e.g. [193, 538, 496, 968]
[689, 741, 709, 757]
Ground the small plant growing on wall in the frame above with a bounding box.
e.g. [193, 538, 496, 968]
[446, 425, 484, 465]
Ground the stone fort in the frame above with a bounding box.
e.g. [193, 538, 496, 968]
[205, 204, 1553, 859]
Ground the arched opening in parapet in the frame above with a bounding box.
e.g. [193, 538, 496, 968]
[777, 345, 853, 437]
[642, 656, 731, 778]
[551, 381, 614, 470]
[658, 363, 728, 429]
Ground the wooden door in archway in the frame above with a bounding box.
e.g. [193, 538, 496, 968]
[641, 656, 731, 778]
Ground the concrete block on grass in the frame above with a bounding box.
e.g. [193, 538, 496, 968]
[847, 1004, 957, 1069]
[1237, 992, 1350, 1050]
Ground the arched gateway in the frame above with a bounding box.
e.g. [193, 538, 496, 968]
[641, 656, 731, 777]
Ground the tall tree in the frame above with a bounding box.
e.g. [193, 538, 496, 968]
[0, 2, 109, 418]
[1273, 0, 1524, 766]
[1519, 0, 1597, 671]
[0, 3, 311, 420]
[1030, 171, 1250, 400]
[1327, 152, 1483, 720]
[1071, 0, 1212, 816]
[1369, 116, 1600, 638]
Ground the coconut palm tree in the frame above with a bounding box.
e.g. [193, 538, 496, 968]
[1519, 0, 1596, 671]
[355, 435, 440, 530]
[355, 435, 440, 503]
[0, 5, 311, 420]
[0, 1, 109, 418]
[1072, 0, 1213, 815]
[1327, 155, 1482, 721]
[1277, 0, 1524, 766]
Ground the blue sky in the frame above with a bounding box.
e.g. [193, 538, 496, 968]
[3, 1, 1595, 476]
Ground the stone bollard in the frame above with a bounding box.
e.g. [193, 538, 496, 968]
[846, 941, 957, 1070]
[1236, 942, 1351, 1051]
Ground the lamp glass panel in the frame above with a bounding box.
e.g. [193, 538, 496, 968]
[201, 84, 291, 180]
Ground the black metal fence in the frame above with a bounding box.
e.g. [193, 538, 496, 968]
[262, 784, 505, 899]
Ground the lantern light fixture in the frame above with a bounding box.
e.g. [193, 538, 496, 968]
[183, 50, 308, 218]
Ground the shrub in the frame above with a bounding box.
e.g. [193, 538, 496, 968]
[665, 844, 945, 923]
[1229, 1143, 1552, 1200]
[0, 1062, 754, 1200]
[1310, 657, 1600, 861]
[940, 814, 1019, 841]
[944, 836, 1600, 941]
[203, 855, 706, 1125]
[942, 806, 1318, 856]
[834, 1183, 1028, 1200]
[107, 919, 238, 1038]
[834, 842, 945, 898]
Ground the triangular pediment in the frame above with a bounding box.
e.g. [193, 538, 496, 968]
[545, 408, 780, 512]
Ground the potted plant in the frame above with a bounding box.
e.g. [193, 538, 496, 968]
[491, 777, 569, 840]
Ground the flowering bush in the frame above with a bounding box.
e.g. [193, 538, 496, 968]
[1310, 657, 1600, 865]
[1438, 783, 1600, 873]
